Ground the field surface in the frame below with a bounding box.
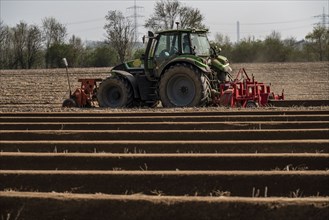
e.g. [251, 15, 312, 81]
[0, 62, 328, 112]
[0, 62, 329, 219]
[1, 110, 329, 219]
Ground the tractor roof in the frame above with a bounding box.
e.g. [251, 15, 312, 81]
[156, 28, 209, 35]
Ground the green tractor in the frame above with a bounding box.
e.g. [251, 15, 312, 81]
[96, 28, 232, 108]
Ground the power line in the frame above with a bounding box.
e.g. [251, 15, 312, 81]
[66, 17, 104, 25]
[313, 7, 329, 27]
[211, 24, 314, 36]
[209, 15, 318, 42]
[72, 26, 104, 33]
[243, 17, 314, 25]
[236, 21, 240, 43]
[127, 0, 144, 42]
[208, 16, 315, 26]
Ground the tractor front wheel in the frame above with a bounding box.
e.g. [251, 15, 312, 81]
[159, 63, 210, 107]
[97, 76, 133, 108]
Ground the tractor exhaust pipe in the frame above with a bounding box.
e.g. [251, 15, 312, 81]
[62, 58, 72, 97]
[175, 22, 179, 29]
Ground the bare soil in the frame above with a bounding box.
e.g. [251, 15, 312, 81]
[1, 152, 328, 171]
[1, 170, 328, 197]
[1, 69, 329, 219]
[1, 129, 328, 141]
[1, 192, 328, 220]
[0, 62, 328, 112]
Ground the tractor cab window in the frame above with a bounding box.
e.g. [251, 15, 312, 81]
[182, 33, 191, 54]
[149, 37, 157, 58]
[190, 33, 211, 57]
[154, 33, 179, 60]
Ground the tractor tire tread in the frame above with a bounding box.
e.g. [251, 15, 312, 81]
[97, 76, 134, 108]
[159, 63, 210, 107]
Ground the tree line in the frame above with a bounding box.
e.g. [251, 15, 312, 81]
[213, 27, 329, 63]
[0, 18, 119, 69]
[0, 0, 328, 70]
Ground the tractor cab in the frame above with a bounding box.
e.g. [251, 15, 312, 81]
[143, 29, 211, 79]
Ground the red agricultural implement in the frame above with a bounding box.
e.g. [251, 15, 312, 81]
[62, 59, 284, 108]
[62, 58, 101, 108]
[62, 78, 102, 108]
[212, 68, 284, 108]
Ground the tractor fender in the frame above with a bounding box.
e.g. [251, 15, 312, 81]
[110, 70, 140, 99]
[211, 57, 232, 73]
[160, 57, 212, 77]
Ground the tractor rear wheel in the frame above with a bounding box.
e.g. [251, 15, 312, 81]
[159, 63, 210, 107]
[97, 76, 133, 108]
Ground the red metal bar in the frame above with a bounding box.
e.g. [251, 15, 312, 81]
[217, 68, 284, 107]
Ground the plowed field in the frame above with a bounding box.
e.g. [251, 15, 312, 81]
[0, 62, 328, 112]
[1, 110, 329, 219]
[0, 62, 329, 219]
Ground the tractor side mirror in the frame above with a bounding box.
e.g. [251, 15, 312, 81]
[214, 46, 222, 53]
[142, 35, 145, 44]
[210, 46, 222, 57]
[148, 31, 154, 37]
[141, 54, 145, 60]
[210, 47, 216, 56]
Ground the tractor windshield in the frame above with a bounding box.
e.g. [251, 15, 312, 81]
[190, 33, 210, 57]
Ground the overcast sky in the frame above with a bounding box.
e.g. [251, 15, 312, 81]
[1, 0, 328, 43]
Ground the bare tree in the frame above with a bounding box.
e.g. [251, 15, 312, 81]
[145, 0, 180, 31]
[0, 20, 12, 69]
[12, 21, 28, 68]
[306, 25, 329, 61]
[10, 22, 43, 69]
[26, 25, 42, 69]
[215, 33, 231, 46]
[104, 10, 134, 63]
[42, 17, 66, 48]
[42, 17, 67, 67]
[145, 0, 205, 31]
[178, 5, 205, 29]
[1, 21, 43, 69]
[68, 35, 84, 67]
[0, 20, 7, 44]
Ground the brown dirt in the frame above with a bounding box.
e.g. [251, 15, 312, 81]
[1, 152, 328, 171]
[2, 139, 328, 153]
[1, 84, 328, 219]
[1, 192, 328, 220]
[1, 170, 328, 197]
[1, 129, 328, 141]
[0, 62, 328, 112]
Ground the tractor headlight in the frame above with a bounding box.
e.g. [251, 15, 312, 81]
[224, 65, 232, 73]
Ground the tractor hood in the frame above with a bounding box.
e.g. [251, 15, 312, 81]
[112, 59, 144, 72]
[209, 55, 232, 73]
